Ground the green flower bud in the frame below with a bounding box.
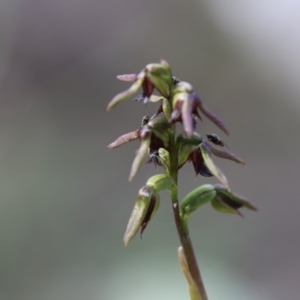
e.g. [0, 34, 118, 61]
[181, 184, 216, 217]
[146, 174, 175, 192]
[129, 131, 151, 181]
[123, 186, 160, 246]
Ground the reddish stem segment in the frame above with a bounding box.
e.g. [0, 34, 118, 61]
[168, 130, 208, 300]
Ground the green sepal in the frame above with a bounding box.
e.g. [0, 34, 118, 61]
[123, 186, 154, 246]
[146, 63, 173, 98]
[178, 143, 196, 167]
[176, 132, 203, 147]
[181, 184, 216, 217]
[148, 116, 171, 147]
[107, 71, 145, 111]
[129, 133, 151, 181]
[149, 95, 164, 103]
[177, 133, 203, 167]
[162, 98, 171, 119]
[172, 91, 188, 112]
[152, 130, 170, 148]
[147, 96, 171, 119]
[211, 196, 240, 216]
[146, 174, 175, 192]
[147, 116, 170, 130]
[158, 148, 170, 172]
[214, 184, 258, 213]
[140, 191, 160, 237]
[199, 142, 230, 191]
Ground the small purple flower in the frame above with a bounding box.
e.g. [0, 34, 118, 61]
[107, 116, 170, 181]
[107, 61, 173, 111]
[170, 82, 229, 138]
[185, 140, 245, 191]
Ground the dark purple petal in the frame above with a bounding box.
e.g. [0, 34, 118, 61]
[218, 193, 243, 209]
[189, 149, 213, 177]
[150, 105, 163, 120]
[194, 93, 229, 135]
[149, 134, 165, 154]
[142, 78, 155, 103]
[210, 147, 246, 165]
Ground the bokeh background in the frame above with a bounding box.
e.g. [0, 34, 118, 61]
[0, 0, 299, 299]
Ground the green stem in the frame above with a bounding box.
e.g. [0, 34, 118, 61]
[168, 130, 208, 300]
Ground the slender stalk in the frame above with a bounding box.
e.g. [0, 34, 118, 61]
[168, 130, 208, 300]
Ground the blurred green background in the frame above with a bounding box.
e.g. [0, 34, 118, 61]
[0, 0, 299, 299]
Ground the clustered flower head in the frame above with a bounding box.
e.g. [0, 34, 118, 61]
[107, 60, 257, 244]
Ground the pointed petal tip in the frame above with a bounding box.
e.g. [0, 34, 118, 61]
[116, 74, 137, 82]
[250, 204, 259, 211]
[220, 126, 230, 136]
[128, 171, 137, 182]
[237, 210, 244, 218]
[140, 224, 147, 239]
[198, 103, 230, 135]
